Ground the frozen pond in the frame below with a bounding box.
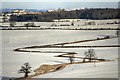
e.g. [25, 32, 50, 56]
[1, 30, 118, 78]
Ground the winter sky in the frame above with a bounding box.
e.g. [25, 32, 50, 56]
[1, 0, 119, 9]
[1, 0, 119, 2]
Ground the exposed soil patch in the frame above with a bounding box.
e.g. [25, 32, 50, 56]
[29, 63, 69, 78]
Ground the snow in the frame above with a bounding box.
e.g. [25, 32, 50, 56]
[1, 29, 118, 78]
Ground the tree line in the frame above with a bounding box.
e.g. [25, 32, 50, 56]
[10, 8, 120, 22]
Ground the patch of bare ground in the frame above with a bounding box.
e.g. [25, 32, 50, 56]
[29, 63, 69, 78]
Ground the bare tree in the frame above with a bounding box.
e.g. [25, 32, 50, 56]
[18, 62, 32, 78]
[10, 21, 16, 27]
[69, 56, 74, 64]
[71, 21, 74, 26]
[84, 49, 96, 62]
[24, 22, 36, 29]
[116, 30, 120, 37]
[67, 53, 76, 64]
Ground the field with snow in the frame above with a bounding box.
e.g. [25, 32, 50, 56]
[1, 19, 119, 29]
[1, 27, 119, 78]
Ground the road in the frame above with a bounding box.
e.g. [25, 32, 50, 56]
[14, 36, 119, 53]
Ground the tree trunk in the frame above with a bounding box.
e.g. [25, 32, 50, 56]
[24, 72, 28, 78]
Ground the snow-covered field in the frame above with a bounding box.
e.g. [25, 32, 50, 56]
[1, 19, 119, 29]
[1, 29, 118, 78]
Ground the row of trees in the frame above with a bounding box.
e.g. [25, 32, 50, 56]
[10, 8, 119, 22]
[9, 22, 36, 27]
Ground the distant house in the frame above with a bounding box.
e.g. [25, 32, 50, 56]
[12, 9, 27, 15]
[0, 15, 3, 22]
[1, 10, 28, 22]
[1, 13, 12, 22]
[48, 10, 55, 12]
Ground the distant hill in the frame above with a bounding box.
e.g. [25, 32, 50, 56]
[25, 9, 47, 12]
[1, 8, 12, 13]
[10, 8, 120, 22]
[1, 8, 48, 13]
